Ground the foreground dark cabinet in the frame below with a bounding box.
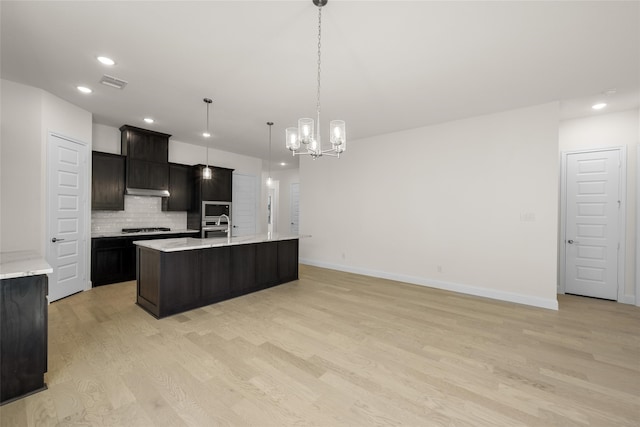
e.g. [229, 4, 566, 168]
[92, 151, 125, 210]
[0, 275, 48, 404]
[137, 239, 299, 318]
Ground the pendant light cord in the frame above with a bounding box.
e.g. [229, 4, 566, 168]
[206, 102, 209, 167]
[267, 122, 273, 181]
[204, 98, 212, 169]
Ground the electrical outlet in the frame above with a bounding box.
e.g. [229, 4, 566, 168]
[520, 212, 536, 222]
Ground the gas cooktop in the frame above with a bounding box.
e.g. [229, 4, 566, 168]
[121, 227, 171, 234]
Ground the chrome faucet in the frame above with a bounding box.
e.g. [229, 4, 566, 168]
[217, 214, 231, 236]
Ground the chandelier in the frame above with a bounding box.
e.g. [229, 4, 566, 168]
[286, 0, 346, 159]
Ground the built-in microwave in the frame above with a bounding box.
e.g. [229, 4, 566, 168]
[203, 201, 230, 218]
[201, 201, 231, 238]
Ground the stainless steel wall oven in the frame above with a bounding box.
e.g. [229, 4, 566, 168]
[201, 201, 231, 238]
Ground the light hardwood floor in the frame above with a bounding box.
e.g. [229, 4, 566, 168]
[1, 265, 639, 426]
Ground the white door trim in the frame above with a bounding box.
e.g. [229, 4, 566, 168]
[559, 146, 627, 303]
[46, 132, 91, 294]
[637, 145, 640, 307]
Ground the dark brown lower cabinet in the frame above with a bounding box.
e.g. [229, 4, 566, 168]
[91, 232, 198, 286]
[0, 275, 48, 404]
[137, 239, 299, 318]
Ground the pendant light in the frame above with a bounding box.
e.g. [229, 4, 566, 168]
[202, 98, 212, 180]
[267, 122, 273, 187]
[286, 0, 346, 159]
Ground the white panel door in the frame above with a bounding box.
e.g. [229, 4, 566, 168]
[565, 150, 620, 300]
[231, 173, 257, 236]
[47, 134, 88, 301]
[290, 182, 299, 234]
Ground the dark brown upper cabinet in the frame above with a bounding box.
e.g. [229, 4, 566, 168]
[92, 151, 125, 210]
[162, 162, 193, 211]
[195, 164, 233, 202]
[120, 125, 171, 196]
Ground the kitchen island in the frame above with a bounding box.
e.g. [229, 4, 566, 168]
[134, 234, 300, 318]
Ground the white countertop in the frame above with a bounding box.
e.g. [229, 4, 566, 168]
[134, 233, 305, 252]
[0, 251, 53, 280]
[92, 229, 199, 238]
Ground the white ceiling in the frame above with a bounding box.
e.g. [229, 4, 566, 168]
[2, 1, 638, 169]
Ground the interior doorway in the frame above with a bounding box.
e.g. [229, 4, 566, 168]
[231, 173, 257, 236]
[560, 147, 626, 301]
[290, 182, 299, 234]
[267, 183, 278, 235]
[46, 133, 89, 301]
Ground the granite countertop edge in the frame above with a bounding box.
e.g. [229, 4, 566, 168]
[91, 229, 200, 238]
[134, 233, 309, 252]
[0, 251, 53, 280]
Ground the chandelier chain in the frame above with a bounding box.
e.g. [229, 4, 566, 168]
[316, 5, 322, 121]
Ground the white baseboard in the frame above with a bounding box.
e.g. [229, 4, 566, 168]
[619, 294, 636, 305]
[300, 258, 559, 311]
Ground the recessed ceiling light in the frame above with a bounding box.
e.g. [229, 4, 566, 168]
[77, 86, 92, 94]
[280, 162, 287, 166]
[97, 56, 115, 66]
[592, 103, 607, 110]
[202, 132, 211, 138]
[144, 117, 154, 124]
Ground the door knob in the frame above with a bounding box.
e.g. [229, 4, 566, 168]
[51, 237, 65, 243]
[567, 239, 579, 244]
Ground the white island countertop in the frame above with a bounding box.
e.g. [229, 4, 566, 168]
[134, 233, 306, 253]
[0, 251, 53, 280]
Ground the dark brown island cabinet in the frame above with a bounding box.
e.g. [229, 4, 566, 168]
[0, 274, 48, 404]
[136, 238, 299, 318]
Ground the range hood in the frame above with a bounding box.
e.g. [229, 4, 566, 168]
[120, 125, 171, 198]
[126, 187, 170, 197]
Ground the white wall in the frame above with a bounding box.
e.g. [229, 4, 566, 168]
[269, 168, 299, 234]
[92, 123, 120, 154]
[559, 109, 639, 302]
[1, 79, 92, 255]
[300, 103, 560, 309]
[1, 80, 43, 253]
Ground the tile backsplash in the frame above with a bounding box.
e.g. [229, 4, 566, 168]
[91, 196, 187, 233]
